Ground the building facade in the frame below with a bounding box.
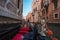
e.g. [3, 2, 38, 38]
[32, 0, 60, 23]
[0, 0, 23, 24]
[26, 12, 34, 23]
[41, 0, 60, 23]
[32, 0, 41, 23]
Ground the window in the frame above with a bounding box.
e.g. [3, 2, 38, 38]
[45, 5, 49, 13]
[54, 0, 57, 9]
[55, 14, 58, 18]
[47, 16, 48, 19]
[42, 9, 45, 15]
[18, 0, 19, 8]
[54, 13, 59, 19]
[41, 0, 44, 8]
[43, 0, 49, 13]
[34, 7, 37, 12]
[43, 0, 49, 6]
[52, 0, 58, 9]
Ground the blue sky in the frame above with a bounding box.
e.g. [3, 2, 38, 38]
[23, 0, 32, 16]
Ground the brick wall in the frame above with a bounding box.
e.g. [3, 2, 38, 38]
[48, 0, 60, 23]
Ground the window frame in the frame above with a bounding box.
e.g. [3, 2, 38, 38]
[52, 0, 58, 9]
[53, 12, 59, 19]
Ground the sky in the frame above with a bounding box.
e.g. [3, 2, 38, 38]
[23, 0, 32, 16]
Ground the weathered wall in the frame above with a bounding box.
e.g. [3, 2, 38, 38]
[0, 0, 23, 24]
[48, 0, 60, 23]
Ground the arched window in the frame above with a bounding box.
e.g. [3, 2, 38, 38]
[52, 0, 58, 9]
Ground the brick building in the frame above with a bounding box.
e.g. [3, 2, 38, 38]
[32, 0, 60, 23]
[41, 0, 60, 23]
[0, 0, 23, 24]
[26, 12, 34, 23]
[32, 0, 41, 23]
